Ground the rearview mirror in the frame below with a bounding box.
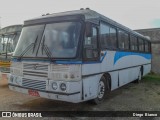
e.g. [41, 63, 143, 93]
[85, 22, 92, 37]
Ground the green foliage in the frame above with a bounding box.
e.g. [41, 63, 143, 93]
[142, 74, 160, 84]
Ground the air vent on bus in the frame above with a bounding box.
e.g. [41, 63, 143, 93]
[22, 78, 46, 91]
[52, 65, 70, 72]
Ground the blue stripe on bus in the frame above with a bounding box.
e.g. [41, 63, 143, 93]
[11, 52, 107, 64]
[114, 51, 152, 65]
[55, 61, 82, 64]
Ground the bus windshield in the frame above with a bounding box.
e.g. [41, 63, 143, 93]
[14, 21, 81, 59]
[0, 34, 16, 54]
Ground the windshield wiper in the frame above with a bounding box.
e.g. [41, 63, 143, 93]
[17, 36, 38, 60]
[41, 35, 53, 61]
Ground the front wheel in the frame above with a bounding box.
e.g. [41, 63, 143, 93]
[92, 76, 110, 104]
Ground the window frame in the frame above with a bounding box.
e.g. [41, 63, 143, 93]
[99, 20, 151, 54]
[99, 21, 118, 50]
[83, 23, 100, 61]
[138, 38, 145, 52]
[130, 34, 138, 51]
[118, 29, 129, 50]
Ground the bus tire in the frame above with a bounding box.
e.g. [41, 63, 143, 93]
[91, 76, 110, 104]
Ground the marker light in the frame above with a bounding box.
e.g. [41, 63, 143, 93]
[60, 83, 66, 91]
[52, 82, 58, 90]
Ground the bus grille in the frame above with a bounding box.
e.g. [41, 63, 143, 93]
[23, 70, 48, 78]
[22, 78, 46, 90]
[23, 63, 48, 71]
[52, 65, 69, 72]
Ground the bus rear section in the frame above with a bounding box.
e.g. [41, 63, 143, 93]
[8, 9, 151, 104]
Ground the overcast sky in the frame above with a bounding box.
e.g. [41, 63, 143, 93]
[0, 0, 160, 30]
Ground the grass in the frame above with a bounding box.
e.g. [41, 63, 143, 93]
[142, 73, 160, 84]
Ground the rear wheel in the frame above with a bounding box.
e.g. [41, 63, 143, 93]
[92, 76, 110, 104]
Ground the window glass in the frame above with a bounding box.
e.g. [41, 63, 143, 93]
[14, 25, 45, 57]
[110, 27, 117, 49]
[84, 26, 98, 59]
[148, 42, 151, 52]
[145, 41, 149, 52]
[100, 23, 109, 48]
[39, 22, 81, 58]
[118, 30, 129, 49]
[100, 23, 117, 49]
[130, 35, 138, 51]
[85, 27, 97, 49]
[138, 38, 144, 51]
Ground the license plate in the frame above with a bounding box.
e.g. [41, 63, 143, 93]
[28, 89, 40, 97]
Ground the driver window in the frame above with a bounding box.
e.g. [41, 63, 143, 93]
[84, 26, 99, 60]
[85, 27, 98, 49]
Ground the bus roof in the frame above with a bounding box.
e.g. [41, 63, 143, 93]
[25, 9, 150, 41]
[0, 25, 23, 35]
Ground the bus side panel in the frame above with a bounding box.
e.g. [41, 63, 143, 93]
[129, 67, 141, 81]
[101, 51, 115, 72]
[82, 74, 102, 101]
[82, 64, 101, 76]
[114, 55, 141, 69]
[119, 67, 140, 87]
[143, 64, 151, 76]
[109, 71, 119, 90]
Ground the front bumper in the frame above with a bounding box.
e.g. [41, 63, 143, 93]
[8, 75, 82, 103]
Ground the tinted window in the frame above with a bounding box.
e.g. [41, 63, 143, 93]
[85, 27, 98, 49]
[110, 27, 117, 49]
[130, 35, 138, 51]
[138, 38, 144, 51]
[148, 42, 151, 52]
[100, 23, 109, 48]
[118, 30, 129, 49]
[144, 41, 149, 52]
[100, 23, 117, 49]
[84, 26, 99, 59]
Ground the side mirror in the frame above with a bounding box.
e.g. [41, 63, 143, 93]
[85, 22, 92, 37]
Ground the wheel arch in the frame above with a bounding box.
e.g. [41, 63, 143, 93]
[101, 72, 111, 90]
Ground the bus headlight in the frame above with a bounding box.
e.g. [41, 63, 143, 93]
[52, 82, 58, 90]
[70, 74, 75, 79]
[9, 75, 22, 85]
[60, 83, 66, 91]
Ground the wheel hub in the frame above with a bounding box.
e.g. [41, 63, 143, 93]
[97, 81, 105, 99]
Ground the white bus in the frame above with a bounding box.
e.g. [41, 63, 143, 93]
[8, 9, 151, 104]
[0, 25, 22, 77]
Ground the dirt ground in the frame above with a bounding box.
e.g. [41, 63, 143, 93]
[0, 75, 160, 120]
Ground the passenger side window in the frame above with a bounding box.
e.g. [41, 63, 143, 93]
[130, 35, 138, 51]
[138, 38, 144, 51]
[100, 23, 110, 48]
[118, 30, 129, 49]
[110, 27, 117, 49]
[148, 42, 151, 52]
[100, 23, 117, 49]
[144, 41, 149, 52]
